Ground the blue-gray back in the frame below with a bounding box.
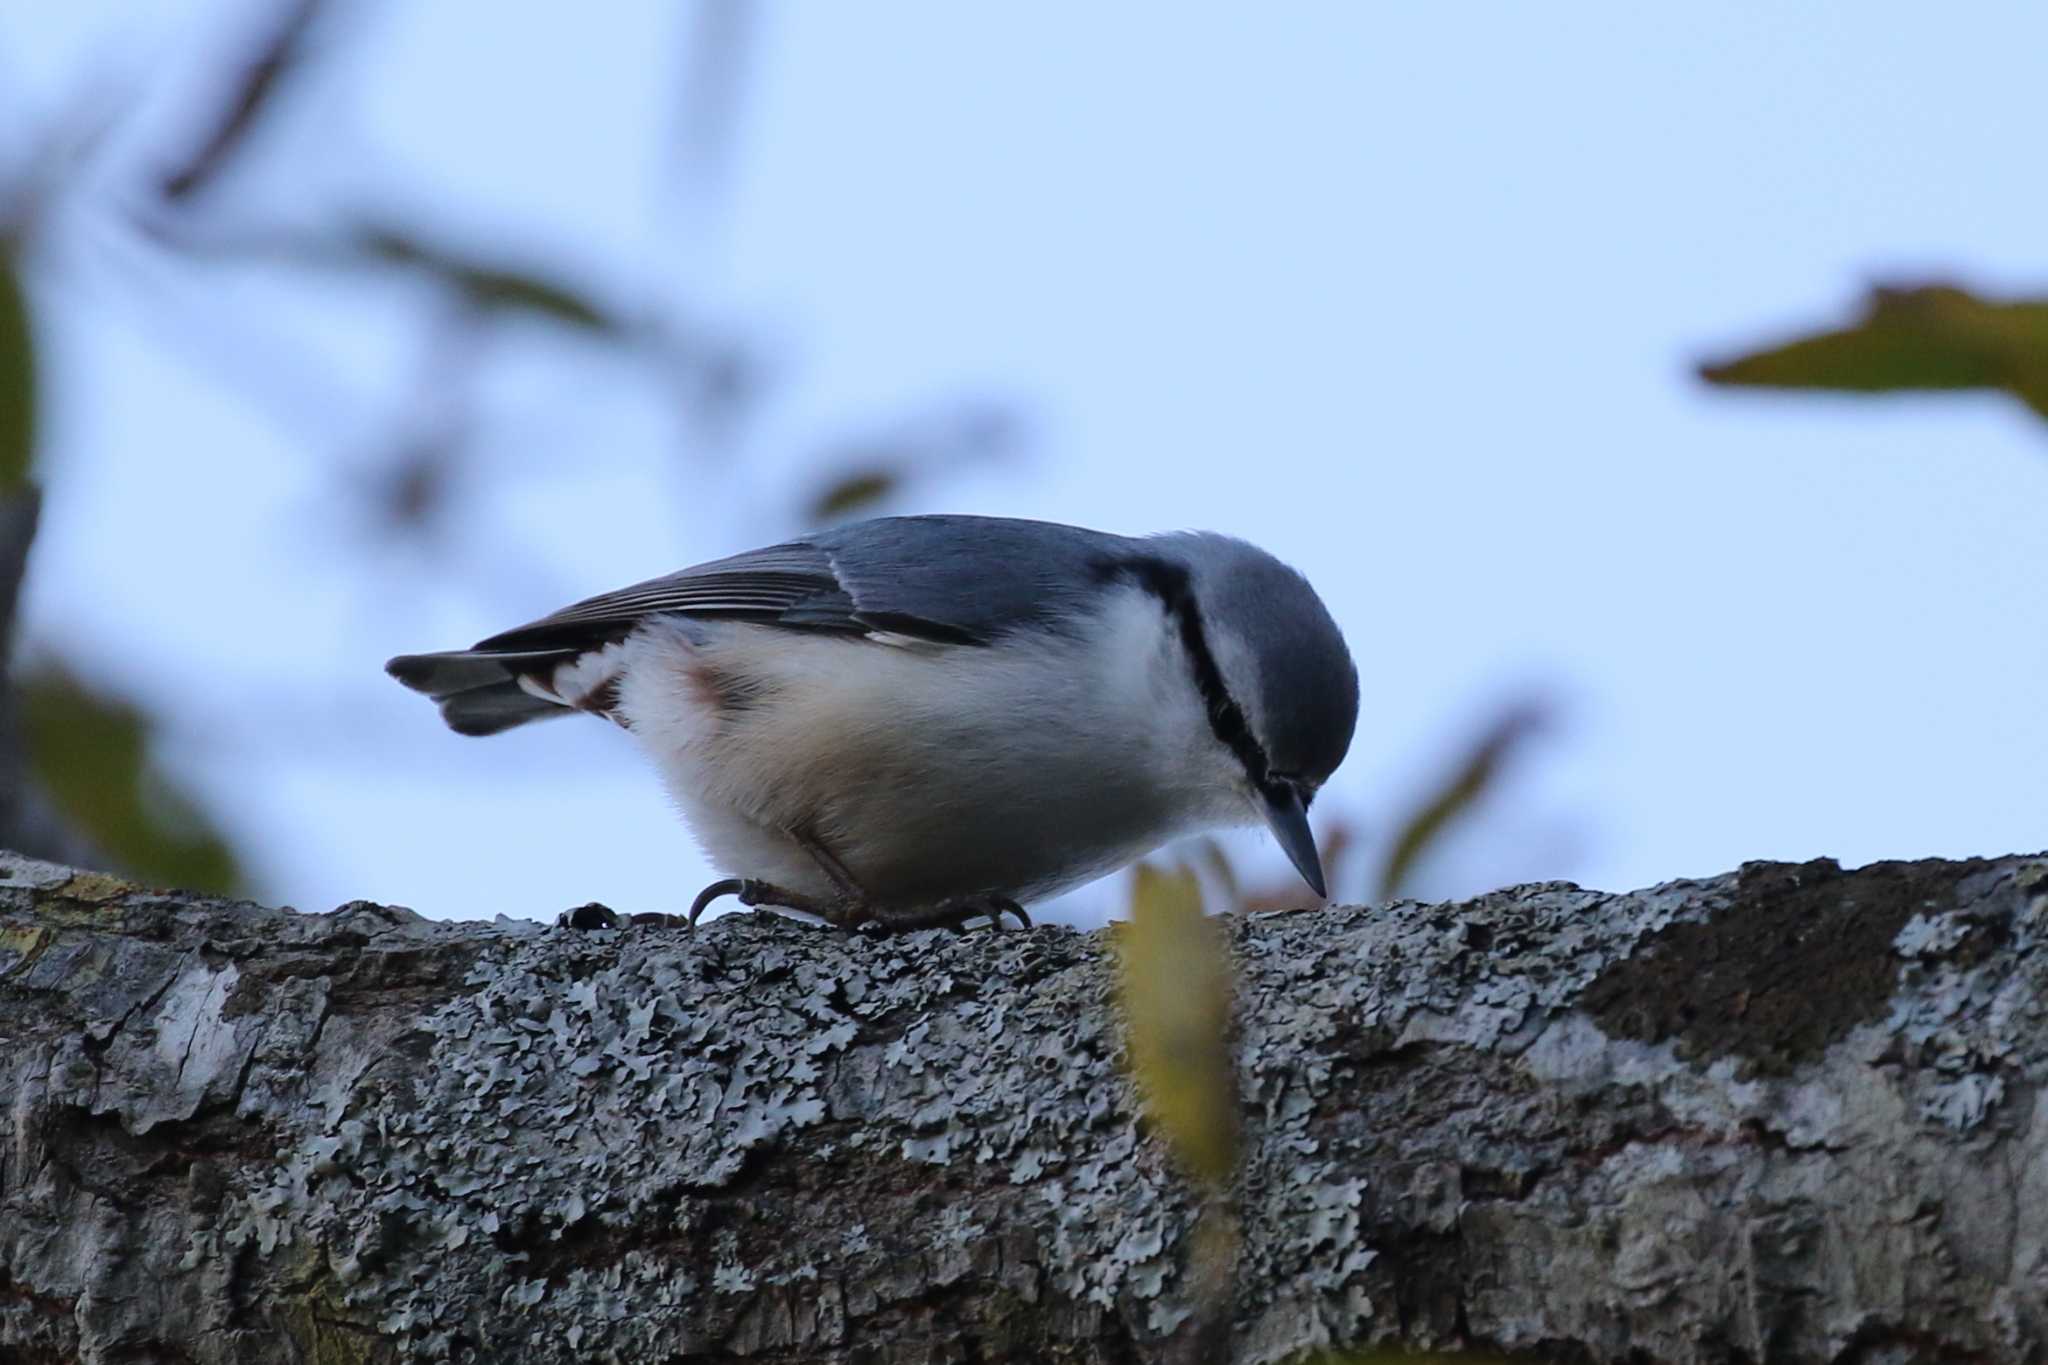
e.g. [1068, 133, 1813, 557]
[474, 515, 1144, 653]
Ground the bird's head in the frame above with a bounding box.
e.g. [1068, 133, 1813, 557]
[1152, 533, 1360, 896]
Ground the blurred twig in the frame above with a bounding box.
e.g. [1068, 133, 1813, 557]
[4, 0, 1037, 907]
[350, 223, 629, 337]
[1377, 700, 1550, 902]
[803, 399, 1026, 525]
[159, 0, 331, 202]
[1234, 818, 1360, 913]
[347, 300, 485, 544]
[671, 0, 757, 209]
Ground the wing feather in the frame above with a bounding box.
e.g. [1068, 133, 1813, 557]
[471, 544, 856, 653]
[464, 516, 1141, 658]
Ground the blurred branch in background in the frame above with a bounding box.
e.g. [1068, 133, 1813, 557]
[0, 0, 1035, 898]
[1374, 698, 1551, 903]
[804, 398, 1027, 525]
[1700, 282, 2048, 427]
[156, 0, 329, 204]
[6, 0, 1578, 915]
[670, 0, 756, 214]
[1220, 693, 1556, 916]
[1228, 818, 1359, 915]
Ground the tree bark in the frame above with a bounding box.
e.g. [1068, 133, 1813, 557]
[1, 849, 2044, 1364]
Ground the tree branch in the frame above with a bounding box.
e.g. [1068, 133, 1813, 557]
[1, 850, 2043, 1362]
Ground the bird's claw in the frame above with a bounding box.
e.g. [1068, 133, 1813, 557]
[955, 896, 1030, 932]
[686, 880, 1032, 936]
[848, 895, 1031, 935]
[687, 877, 786, 928]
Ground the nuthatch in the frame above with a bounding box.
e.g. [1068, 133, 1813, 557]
[389, 515, 1358, 931]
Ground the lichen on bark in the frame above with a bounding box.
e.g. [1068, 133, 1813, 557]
[1, 849, 2044, 1363]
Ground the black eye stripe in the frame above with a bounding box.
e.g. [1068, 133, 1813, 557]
[1106, 555, 1272, 788]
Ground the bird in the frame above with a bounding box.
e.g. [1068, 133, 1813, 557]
[386, 514, 1359, 932]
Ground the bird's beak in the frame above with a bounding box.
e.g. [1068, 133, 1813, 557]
[1259, 782, 1326, 899]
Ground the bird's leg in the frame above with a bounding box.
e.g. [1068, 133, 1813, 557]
[794, 835, 1030, 933]
[985, 896, 1032, 930]
[689, 834, 1035, 935]
[687, 829, 870, 929]
[789, 833, 902, 932]
[798, 834, 868, 901]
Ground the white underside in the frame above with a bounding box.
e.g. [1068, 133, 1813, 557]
[540, 586, 1257, 909]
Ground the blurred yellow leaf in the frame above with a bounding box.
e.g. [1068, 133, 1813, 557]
[1699, 284, 2048, 421]
[1117, 864, 1237, 1187]
[1377, 702, 1547, 902]
[21, 663, 243, 896]
[0, 249, 34, 491]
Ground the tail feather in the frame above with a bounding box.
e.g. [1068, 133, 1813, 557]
[386, 648, 571, 699]
[387, 648, 580, 737]
[437, 681, 569, 736]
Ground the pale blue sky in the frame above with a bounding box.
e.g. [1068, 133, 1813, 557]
[13, 3, 2048, 923]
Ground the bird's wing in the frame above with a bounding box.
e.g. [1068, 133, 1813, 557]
[469, 542, 855, 653]
[471, 515, 1140, 655]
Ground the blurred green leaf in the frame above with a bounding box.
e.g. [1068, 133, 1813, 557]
[1117, 864, 1237, 1187]
[0, 249, 34, 491]
[22, 663, 243, 896]
[1699, 284, 2048, 421]
[1377, 703, 1547, 902]
[353, 225, 623, 335]
[807, 468, 898, 523]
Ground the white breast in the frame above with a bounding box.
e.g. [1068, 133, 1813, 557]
[608, 586, 1255, 908]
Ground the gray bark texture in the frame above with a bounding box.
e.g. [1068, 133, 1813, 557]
[1, 848, 2045, 1364]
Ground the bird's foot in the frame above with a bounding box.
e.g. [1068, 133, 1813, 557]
[686, 880, 1030, 935]
[836, 895, 1031, 935]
